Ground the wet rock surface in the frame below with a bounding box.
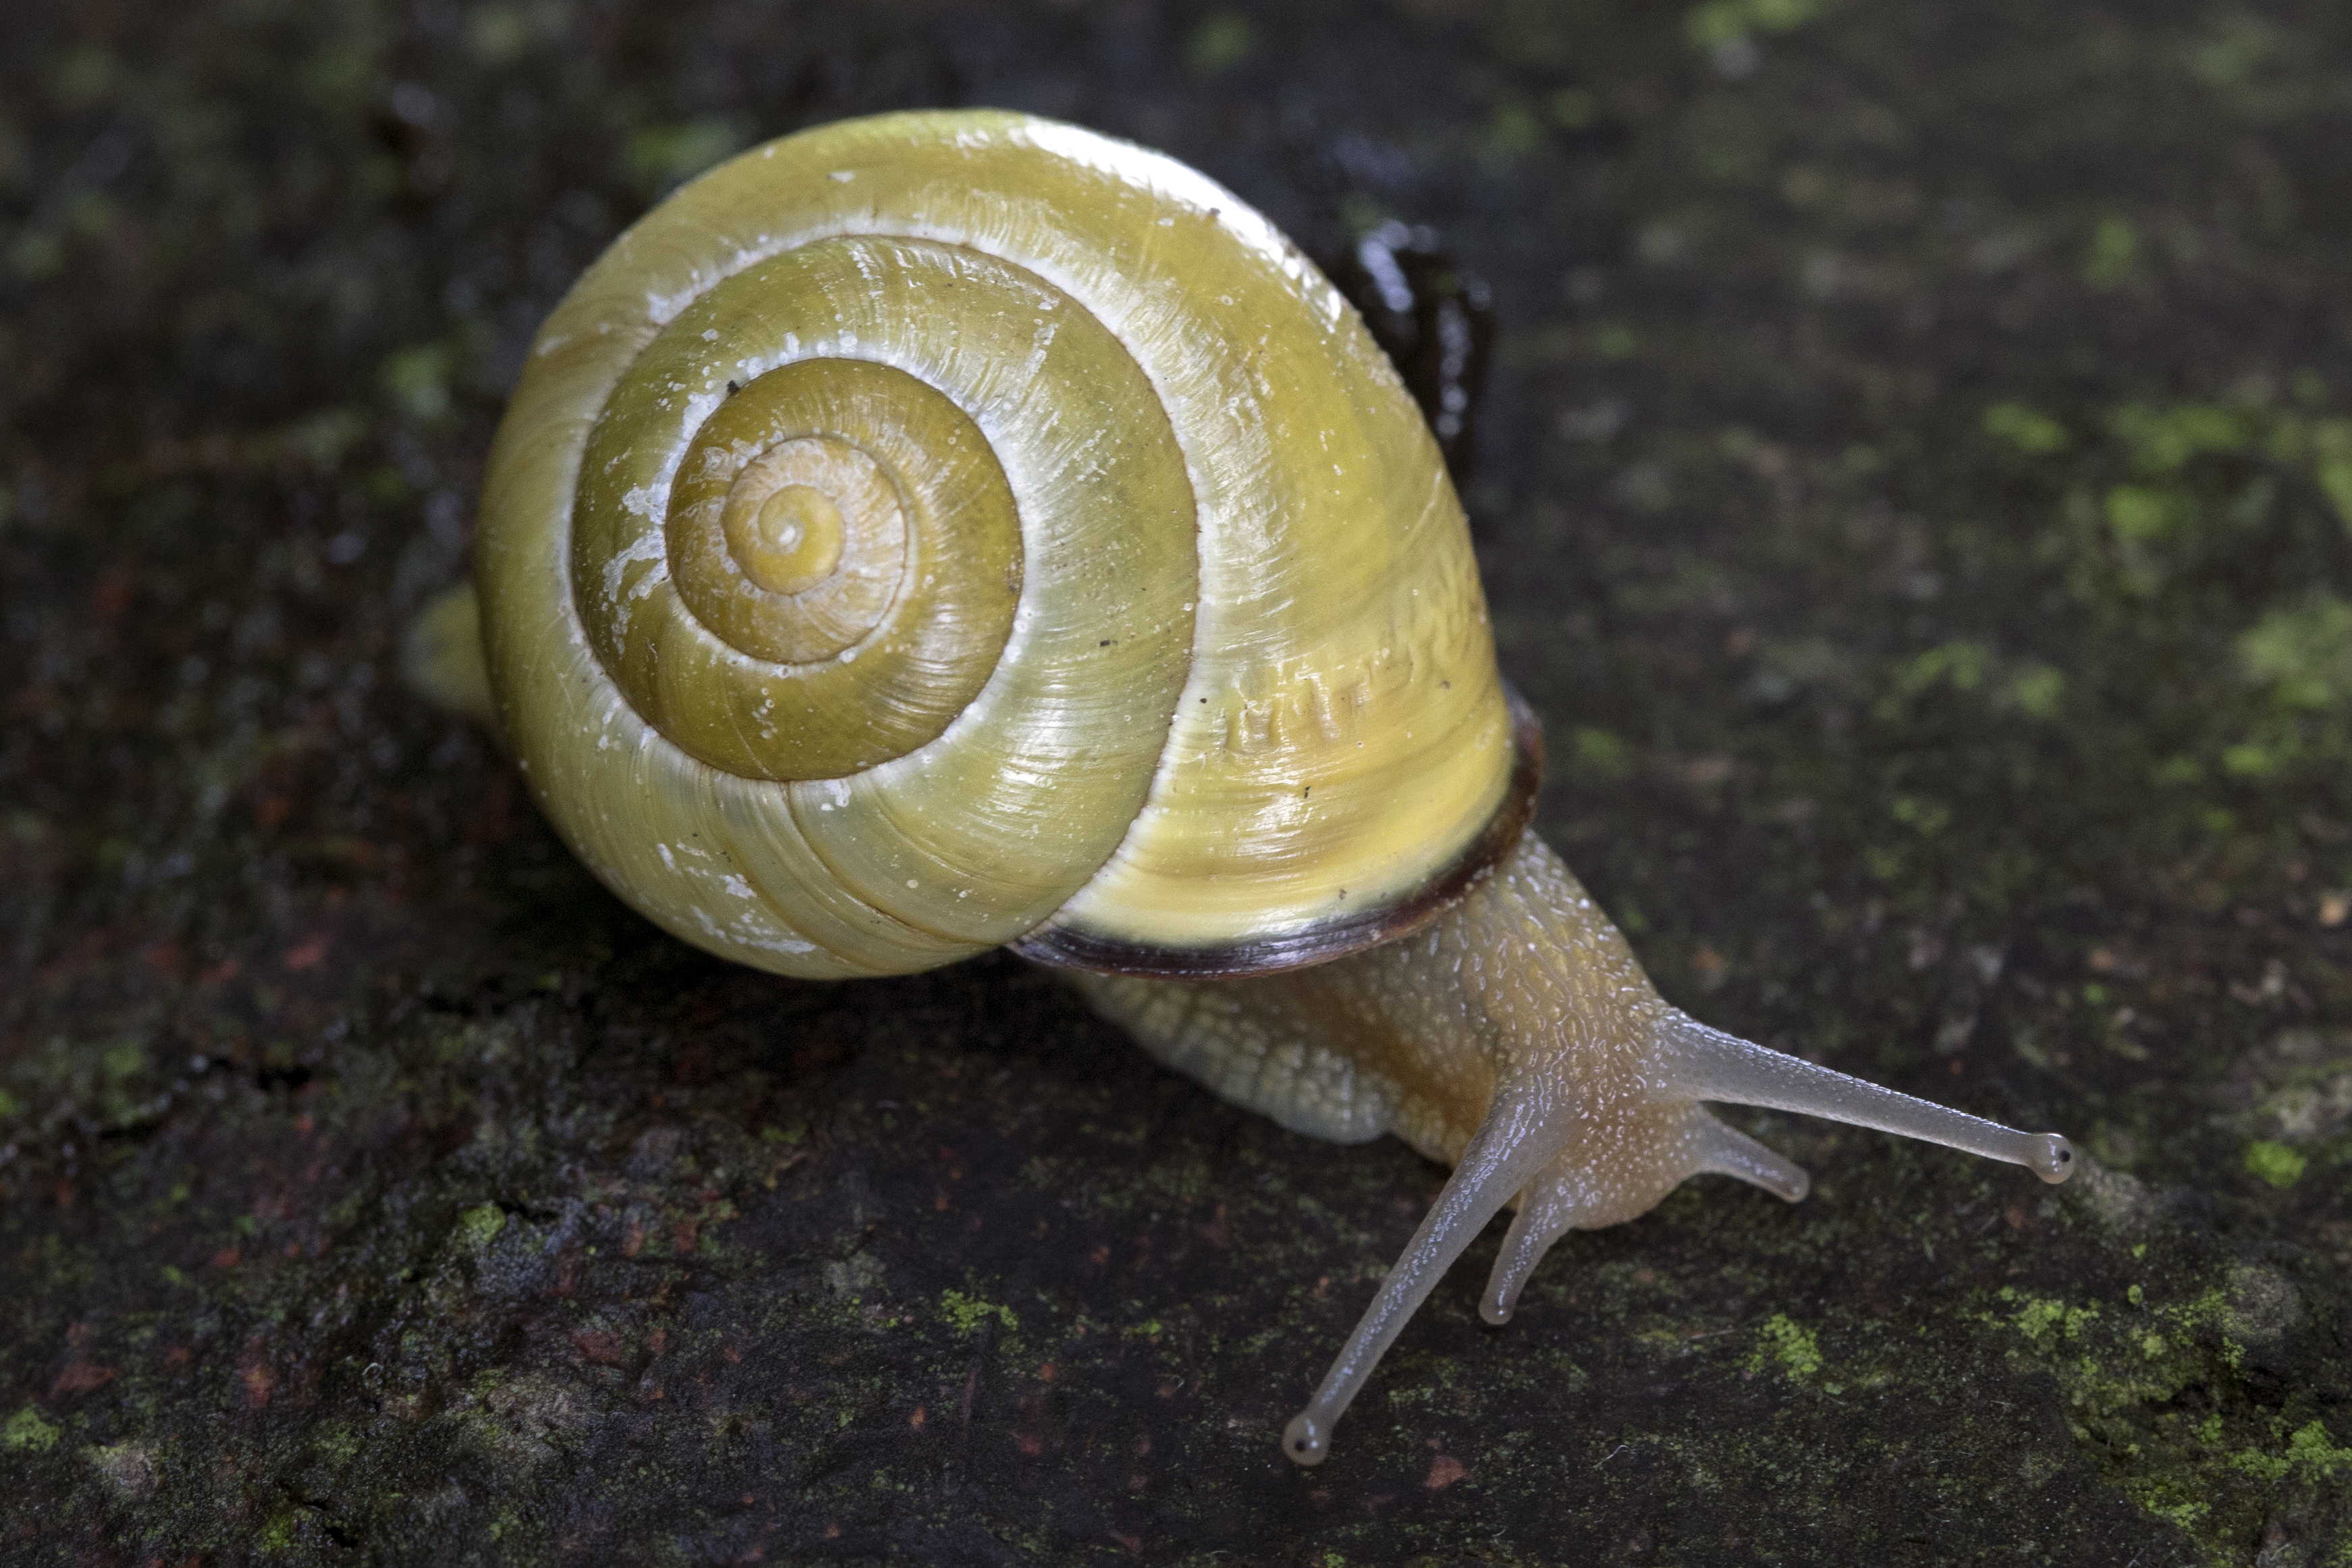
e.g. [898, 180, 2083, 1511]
[3, 1, 2350, 1563]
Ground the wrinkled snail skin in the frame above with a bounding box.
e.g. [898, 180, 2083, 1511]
[421, 108, 2077, 1470]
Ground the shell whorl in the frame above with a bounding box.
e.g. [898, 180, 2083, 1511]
[476, 110, 1523, 979]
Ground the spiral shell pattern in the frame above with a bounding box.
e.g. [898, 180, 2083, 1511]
[476, 111, 1521, 979]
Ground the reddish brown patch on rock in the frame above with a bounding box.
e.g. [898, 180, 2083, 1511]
[51, 1360, 117, 1397]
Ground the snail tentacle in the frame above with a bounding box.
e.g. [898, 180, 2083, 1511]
[1653, 1013, 2078, 1185]
[1282, 1077, 1562, 1468]
[1476, 1105, 1807, 1328]
[1684, 1108, 1813, 1203]
[402, 582, 496, 733]
[1479, 1155, 1595, 1328]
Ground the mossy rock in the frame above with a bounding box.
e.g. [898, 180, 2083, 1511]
[3, 0, 2349, 1563]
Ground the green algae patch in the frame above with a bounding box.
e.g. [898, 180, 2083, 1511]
[3, 1407, 59, 1453]
[939, 1289, 1017, 1337]
[1682, 0, 1824, 53]
[2228, 1421, 2352, 1482]
[454, 1202, 507, 1251]
[1747, 1313, 1822, 1380]
[256, 1508, 299, 1552]
[2243, 1140, 2308, 1188]
[1974, 1268, 2347, 1561]
[2002, 1290, 2101, 1349]
[2238, 594, 2352, 711]
[1984, 401, 2071, 455]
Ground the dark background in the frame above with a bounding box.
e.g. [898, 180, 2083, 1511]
[4, 0, 2351, 1563]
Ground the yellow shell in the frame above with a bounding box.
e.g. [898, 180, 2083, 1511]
[474, 109, 1526, 980]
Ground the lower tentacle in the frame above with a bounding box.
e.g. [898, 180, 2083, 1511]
[1477, 1107, 1809, 1326]
[1688, 1109, 1811, 1202]
[1479, 1164, 1589, 1326]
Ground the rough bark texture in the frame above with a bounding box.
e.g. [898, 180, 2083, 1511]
[4, 1, 2351, 1563]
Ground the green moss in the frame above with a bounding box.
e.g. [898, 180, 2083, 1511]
[2004, 663, 2067, 719]
[1975, 1264, 2349, 1559]
[2237, 595, 2352, 710]
[2082, 215, 2142, 289]
[939, 1289, 1017, 1336]
[1591, 322, 1639, 360]
[1185, 12, 1255, 74]
[2000, 1290, 2102, 1348]
[2110, 400, 2247, 470]
[2229, 1420, 2352, 1481]
[1984, 401, 2072, 455]
[622, 117, 747, 198]
[379, 342, 454, 424]
[2139, 1496, 2210, 1532]
[2243, 1140, 2308, 1188]
[455, 1202, 507, 1250]
[1683, 0, 1822, 51]
[1747, 1313, 1822, 1379]
[1567, 725, 1635, 779]
[1, 1407, 58, 1453]
[2310, 418, 2352, 526]
[256, 1509, 297, 1552]
[101, 1038, 146, 1081]
[2104, 483, 2177, 546]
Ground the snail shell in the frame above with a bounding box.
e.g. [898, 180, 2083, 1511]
[431, 109, 2077, 1469]
[474, 109, 1528, 982]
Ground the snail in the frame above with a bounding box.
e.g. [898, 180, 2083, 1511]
[405, 109, 2076, 1467]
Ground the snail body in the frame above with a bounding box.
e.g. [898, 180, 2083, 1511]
[424, 109, 2074, 1467]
